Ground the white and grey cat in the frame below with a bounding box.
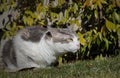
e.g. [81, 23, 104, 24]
[2, 26, 80, 72]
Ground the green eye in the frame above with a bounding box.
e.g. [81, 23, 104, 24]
[67, 38, 73, 42]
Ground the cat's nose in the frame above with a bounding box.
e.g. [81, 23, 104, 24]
[77, 44, 80, 48]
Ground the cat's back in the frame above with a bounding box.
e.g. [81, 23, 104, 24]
[14, 26, 48, 42]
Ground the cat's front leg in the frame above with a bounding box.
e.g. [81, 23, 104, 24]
[46, 56, 56, 65]
[32, 64, 47, 71]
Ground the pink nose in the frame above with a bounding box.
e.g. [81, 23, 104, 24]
[77, 44, 80, 48]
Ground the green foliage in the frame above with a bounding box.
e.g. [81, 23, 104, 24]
[78, 0, 120, 60]
[1, 0, 120, 62]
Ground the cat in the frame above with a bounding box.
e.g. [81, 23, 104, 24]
[2, 26, 80, 72]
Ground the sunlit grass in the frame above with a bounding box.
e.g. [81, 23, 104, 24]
[0, 55, 120, 78]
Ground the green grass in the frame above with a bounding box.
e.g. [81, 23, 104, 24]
[0, 55, 120, 78]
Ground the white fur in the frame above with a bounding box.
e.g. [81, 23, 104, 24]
[7, 32, 80, 71]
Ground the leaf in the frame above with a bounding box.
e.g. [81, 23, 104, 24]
[6, 24, 11, 30]
[38, 20, 45, 26]
[64, 10, 69, 19]
[116, 0, 120, 8]
[60, 18, 67, 24]
[23, 16, 27, 25]
[70, 19, 81, 27]
[59, 12, 64, 20]
[5, 31, 10, 38]
[101, 0, 107, 4]
[87, 51, 90, 56]
[83, 0, 90, 8]
[50, 12, 58, 20]
[97, 37, 101, 46]
[105, 19, 116, 32]
[93, 0, 97, 3]
[101, 26, 104, 33]
[113, 12, 120, 23]
[9, 30, 14, 36]
[117, 25, 120, 40]
[1, 3, 7, 11]
[94, 10, 98, 19]
[101, 26, 106, 37]
[93, 29, 97, 34]
[58, 57, 63, 64]
[27, 16, 34, 26]
[25, 10, 36, 18]
[117, 25, 120, 34]
[97, 0, 103, 9]
[17, 25, 24, 29]
[78, 32, 86, 45]
[73, 3, 78, 13]
[98, 32, 102, 41]
[58, 0, 65, 6]
[75, 20, 81, 27]
[36, 3, 42, 13]
[103, 38, 109, 51]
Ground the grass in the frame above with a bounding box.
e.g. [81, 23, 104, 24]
[0, 55, 120, 78]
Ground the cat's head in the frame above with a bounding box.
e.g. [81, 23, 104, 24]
[45, 26, 80, 53]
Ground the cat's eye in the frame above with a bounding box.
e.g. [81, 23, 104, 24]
[67, 38, 73, 42]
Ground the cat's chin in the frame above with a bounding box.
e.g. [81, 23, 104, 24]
[71, 49, 78, 53]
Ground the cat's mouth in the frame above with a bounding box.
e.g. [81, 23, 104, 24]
[72, 45, 80, 52]
[77, 44, 80, 49]
[71, 48, 80, 53]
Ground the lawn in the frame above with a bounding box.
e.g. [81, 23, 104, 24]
[0, 55, 120, 78]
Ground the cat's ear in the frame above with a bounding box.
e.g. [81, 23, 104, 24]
[46, 31, 52, 37]
[45, 31, 52, 39]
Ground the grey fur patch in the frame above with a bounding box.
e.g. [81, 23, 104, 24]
[53, 38, 70, 43]
[21, 26, 47, 42]
[46, 28, 77, 43]
[21, 26, 77, 43]
[2, 40, 17, 67]
[52, 34, 73, 43]
[58, 28, 75, 36]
